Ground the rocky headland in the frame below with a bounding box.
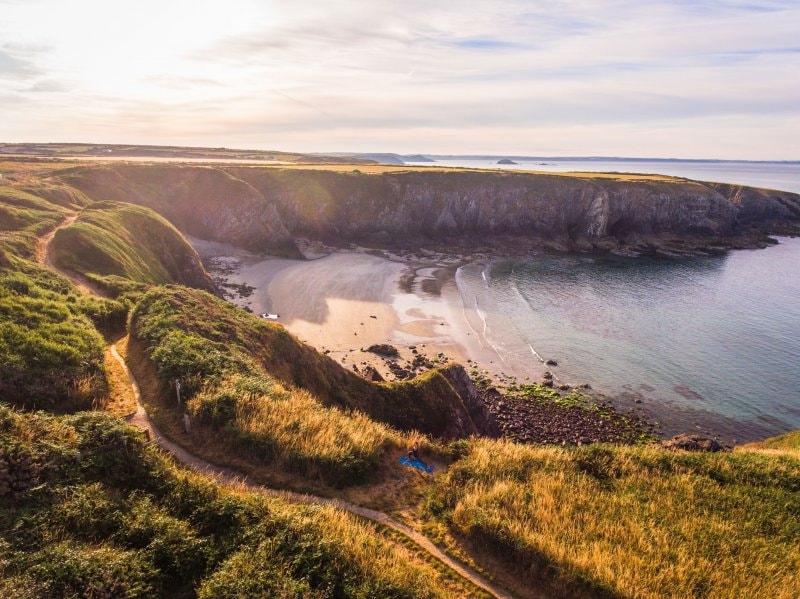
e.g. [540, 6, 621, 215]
[59, 164, 800, 258]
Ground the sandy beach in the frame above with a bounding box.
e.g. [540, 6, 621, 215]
[190, 238, 549, 383]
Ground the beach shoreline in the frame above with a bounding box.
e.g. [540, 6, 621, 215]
[191, 237, 785, 444]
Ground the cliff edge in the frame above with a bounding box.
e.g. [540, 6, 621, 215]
[59, 164, 800, 255]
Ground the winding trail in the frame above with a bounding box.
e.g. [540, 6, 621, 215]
[38, 213, 105, 295]
[39, 214, 515, 599]
[110, 344, 512, 599]
[37, 214, 77, 265]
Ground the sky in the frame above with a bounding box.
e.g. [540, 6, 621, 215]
[1, 0, 799, 159]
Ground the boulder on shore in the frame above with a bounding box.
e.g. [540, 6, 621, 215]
[361, 365, 384, 382]
[366, 343, 399, 357]
[661, 433, 730, 453]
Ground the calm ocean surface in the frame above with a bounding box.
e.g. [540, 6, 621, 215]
[407, 157, 800, 192]
[445, 160, 800, 441]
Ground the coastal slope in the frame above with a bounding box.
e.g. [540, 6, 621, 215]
[49, 201, 216, 293]
[1, 159, 799, 598]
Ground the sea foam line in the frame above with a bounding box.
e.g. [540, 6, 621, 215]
[455, 265, 507, 364]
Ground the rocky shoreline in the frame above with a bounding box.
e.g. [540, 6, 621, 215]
[364, 343, 655, 445]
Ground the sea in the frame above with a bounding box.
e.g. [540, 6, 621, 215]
[408, 158, 800, 441]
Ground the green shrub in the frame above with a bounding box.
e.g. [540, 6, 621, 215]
[20, 542, 159, 598]
[0, 406, 454, 598]
[117, 496, 210, 583]
[197, 546, 317, 598]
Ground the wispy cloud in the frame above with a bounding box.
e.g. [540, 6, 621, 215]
[0, 45, 42, 78]
[0, 0, 798, 159]
[451, 38, 525, 50]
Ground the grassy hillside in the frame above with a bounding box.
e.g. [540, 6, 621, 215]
[0, 186, 71, 260]
[129, 286, 483, 486]
[0, 405, 460, 598]
[0, 181, 218, 414]
[0, 185, 127, 412]
[50, 201, 215, 292]
[742, 430, 800, 458]
[426, 439, 800, 598]
[131, 286, 481, 438]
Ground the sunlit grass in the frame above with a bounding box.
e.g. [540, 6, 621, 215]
[131, 285, 468, 485]
[190, 373, 403, 485]
[50, 201, 213, 291]
[428, 438, 800, 599]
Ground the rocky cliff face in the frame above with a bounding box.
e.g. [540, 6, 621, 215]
[61, 165, 800, 255]
[60, 165, 296, 255]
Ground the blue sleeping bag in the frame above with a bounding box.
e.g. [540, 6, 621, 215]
[399, 455, 433, 473]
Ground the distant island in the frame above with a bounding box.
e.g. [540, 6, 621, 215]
[497, 158, 518, 165]
[402, 154, 436, 163]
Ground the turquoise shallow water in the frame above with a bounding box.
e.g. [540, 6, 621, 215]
[456, 241, 800, 441]
[448, 160, 800, 441]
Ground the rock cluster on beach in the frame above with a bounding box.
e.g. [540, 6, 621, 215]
[354, 342, 652, 445]
[366, 344, 400, 357]
[660, 433, 731, 452]
[480, 386, 651, 445]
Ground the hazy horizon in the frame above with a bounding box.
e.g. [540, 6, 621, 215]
[2, 1, 799, 160]
[2, 142, 799, 163]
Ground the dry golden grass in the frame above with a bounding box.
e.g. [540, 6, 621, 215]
[740, 430, 800, 459]
[189, 372, 406, 485]
[428, 439, 800, 599]
[125, 332, 436, 496]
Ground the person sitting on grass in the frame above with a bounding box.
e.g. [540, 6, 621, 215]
[409, 440, 429, 466]
[408, 440, 420, 461]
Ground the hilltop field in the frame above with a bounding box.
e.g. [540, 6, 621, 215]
[1, 156, 799, 598]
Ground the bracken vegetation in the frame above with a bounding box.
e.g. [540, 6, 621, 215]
[0, 406, 457, 598]
[426, 438, 800, 599]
